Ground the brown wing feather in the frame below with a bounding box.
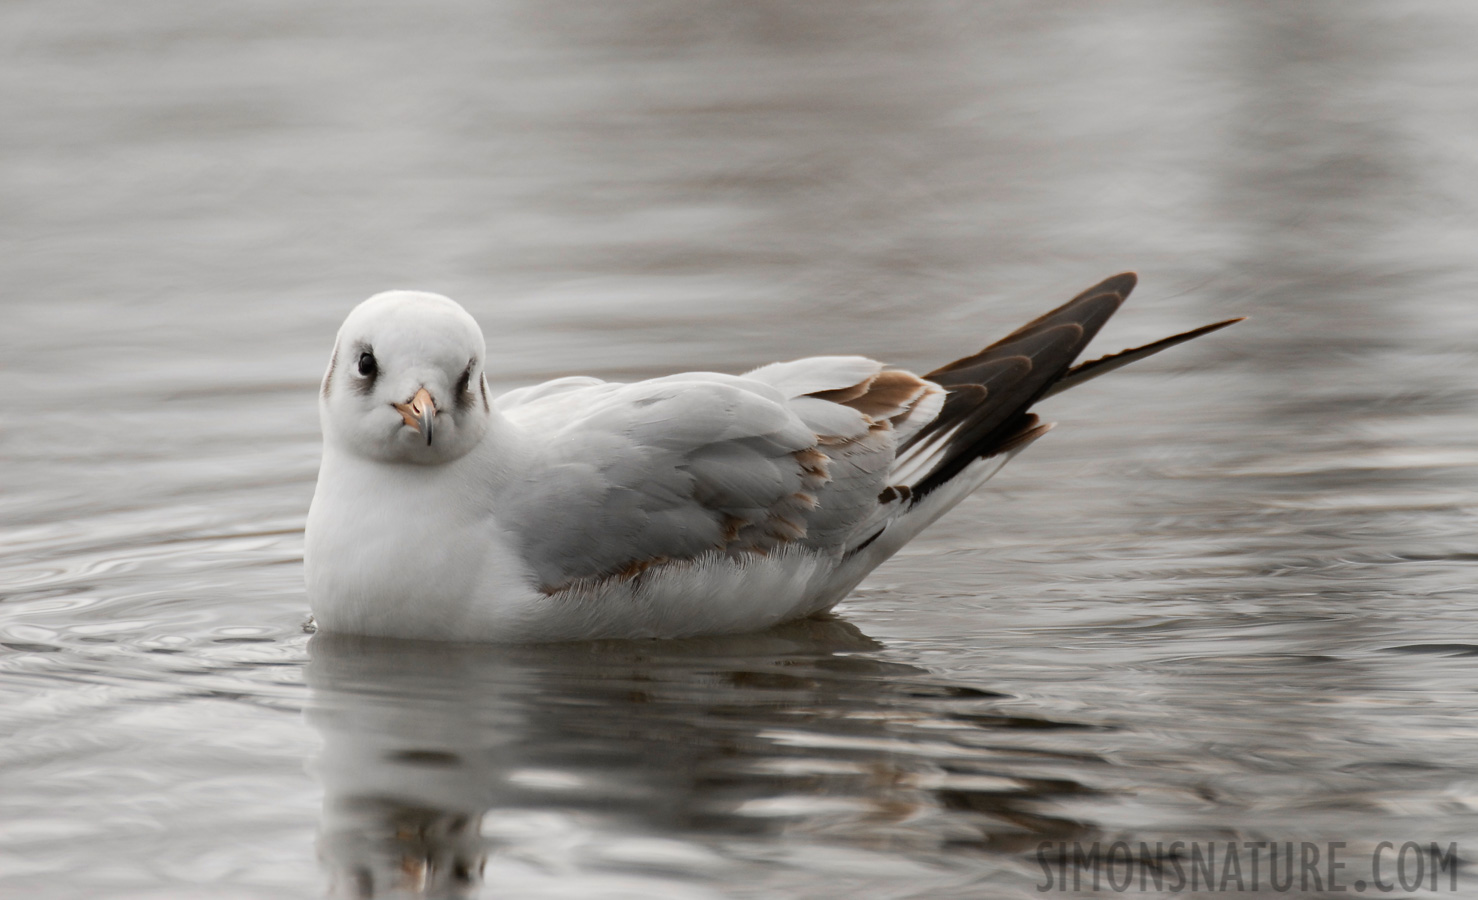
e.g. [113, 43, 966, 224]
[839, 370, 931, 421]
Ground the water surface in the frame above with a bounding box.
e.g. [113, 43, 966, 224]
[3, 2, 1478, 897]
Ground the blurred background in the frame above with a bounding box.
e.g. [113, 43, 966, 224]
[2, 1, 1477, 898]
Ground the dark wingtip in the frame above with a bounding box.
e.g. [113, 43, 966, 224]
[1180, 315, 1246, 338]
[905, 273, 1237, 498]
[1095, 271, 1138, 298]
[1041, 314, 1246, 399]
[929, 272, 1138, 382]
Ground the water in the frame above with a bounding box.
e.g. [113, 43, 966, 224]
[3, 2, 1478, 897]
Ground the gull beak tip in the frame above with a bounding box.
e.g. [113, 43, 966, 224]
[394, 387, 438, 446]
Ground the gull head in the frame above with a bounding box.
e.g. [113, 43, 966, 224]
[320, 290, 491, 465]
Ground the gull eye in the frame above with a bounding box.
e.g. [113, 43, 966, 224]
[357, 351, 377, 378]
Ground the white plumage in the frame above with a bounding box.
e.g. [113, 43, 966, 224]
[305, 276, 1238, 642]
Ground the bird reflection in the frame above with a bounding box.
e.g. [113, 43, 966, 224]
[306, 618, 1107, 899]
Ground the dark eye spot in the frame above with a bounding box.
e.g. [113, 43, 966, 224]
[455, 360, 475, 410]
[357, 351, 377, 378]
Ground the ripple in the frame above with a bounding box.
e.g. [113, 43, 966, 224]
[6, 1, 1478, 896]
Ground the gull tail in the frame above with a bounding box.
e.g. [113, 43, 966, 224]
[895, 272, 1241, 500]
[815, 273, 1240, 610]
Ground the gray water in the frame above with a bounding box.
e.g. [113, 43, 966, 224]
[4, 2, 1478, 898]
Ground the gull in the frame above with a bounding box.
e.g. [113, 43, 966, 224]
[305, 273, 1239, 642]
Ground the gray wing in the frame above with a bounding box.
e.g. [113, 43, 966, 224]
[495, 363, 943, 591]
[493, 273, 1239, 594]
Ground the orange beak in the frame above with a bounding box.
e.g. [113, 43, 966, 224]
[393, 387, 436, 445]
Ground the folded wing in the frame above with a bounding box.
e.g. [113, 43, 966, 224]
[494, 272, 1240, 594]
[496, 362, 942, 591]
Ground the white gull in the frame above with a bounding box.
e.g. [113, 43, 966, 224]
[305, 273, 1239, 642]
